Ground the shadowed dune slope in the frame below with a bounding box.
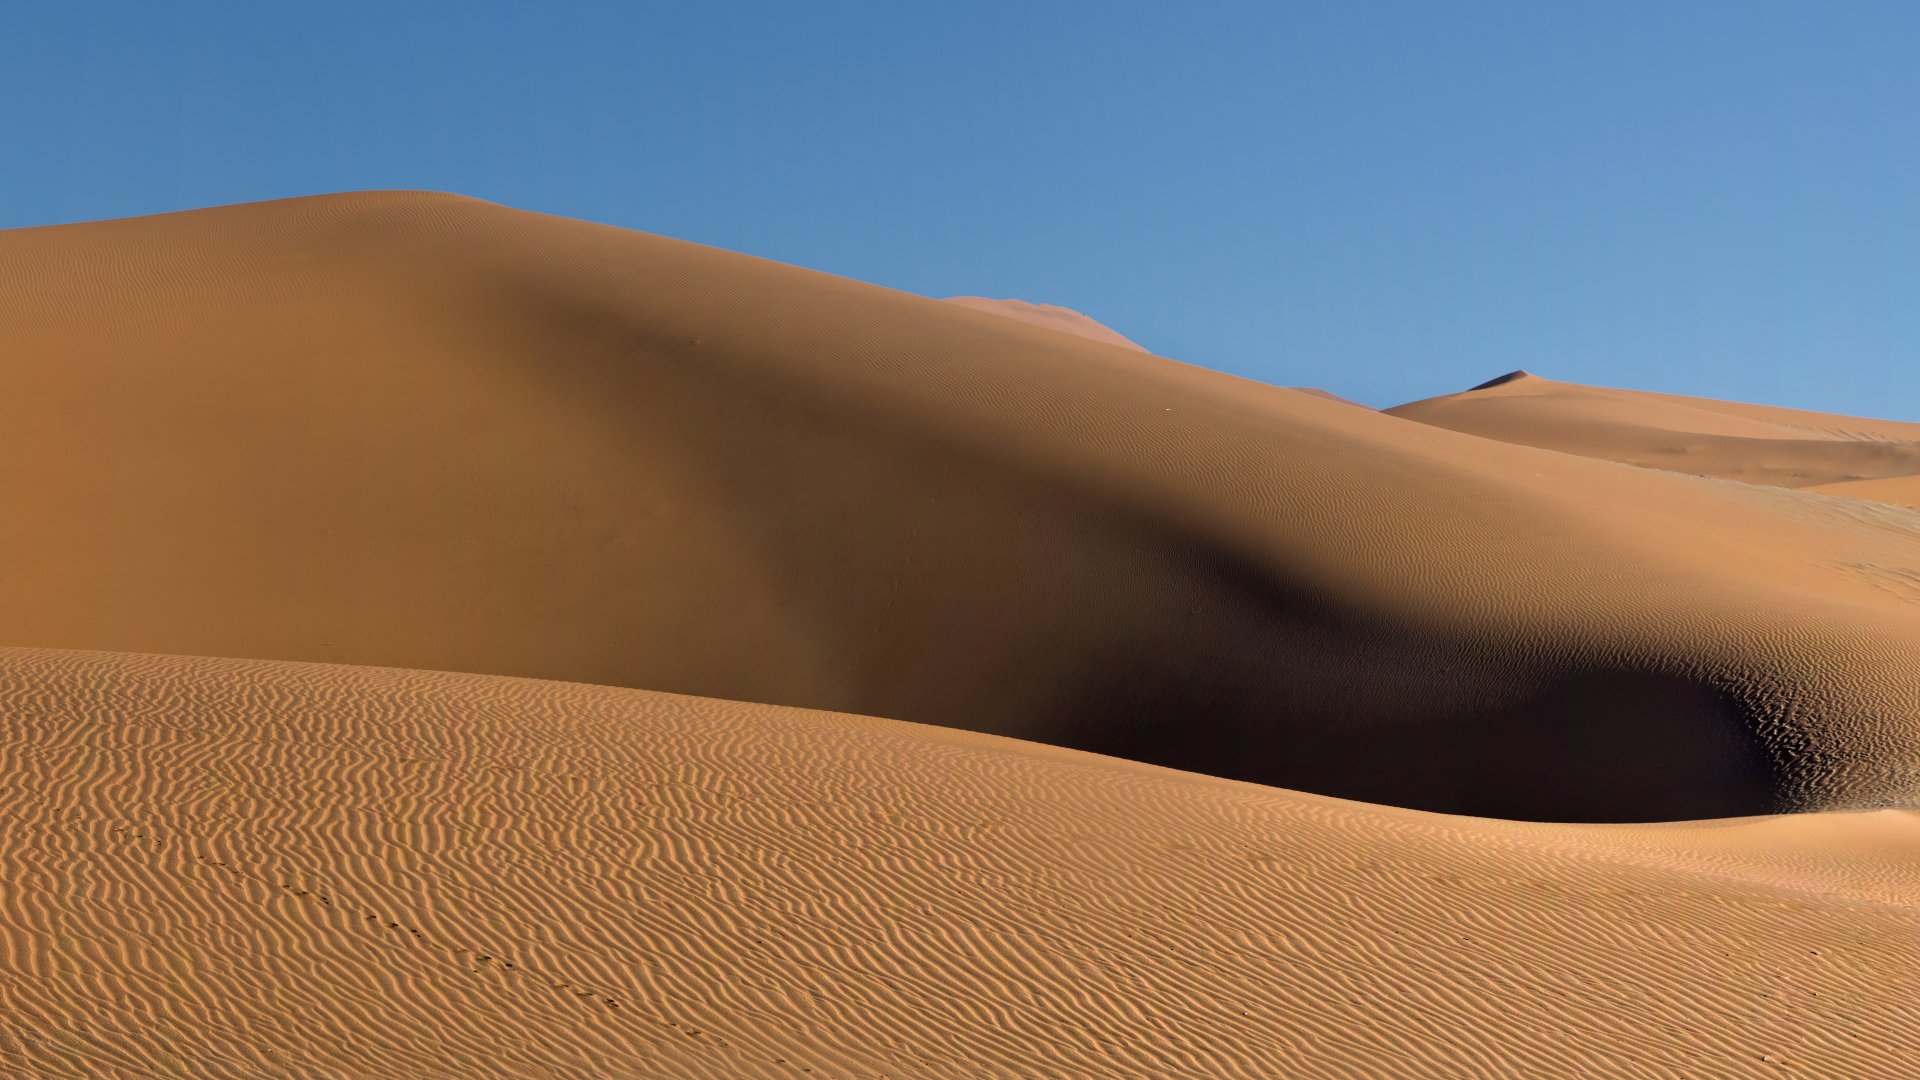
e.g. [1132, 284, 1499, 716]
[1, 647, 1916, 1078]
[1389, 371, 1920, 499]
[4, 192, 1920, 821]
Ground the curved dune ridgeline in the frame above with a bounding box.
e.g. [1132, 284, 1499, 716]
[0, 647, 1916, 1077]
[3, 193, 1920, 822]
[941, 295, 1150, 352]
[2, 193, 1920, 1077]
[1389, 370, 1920, 498]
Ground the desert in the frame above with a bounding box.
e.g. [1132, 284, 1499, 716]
[1, 192, 1917, 1076]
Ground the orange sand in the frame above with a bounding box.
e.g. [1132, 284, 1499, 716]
[943, 295, 1149, 351]
[1390, 370, 1920, 500]
[0, 194, 1915, 1076]
[0, 647, 1914, 1077]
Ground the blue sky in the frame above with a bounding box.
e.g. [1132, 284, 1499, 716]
[5, 1, 1917, 413]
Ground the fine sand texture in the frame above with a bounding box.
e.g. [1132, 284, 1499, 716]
[0, 647, 1915, 1078]
[3, 192, 1920, 822]
[1389, 370, 1920, 501]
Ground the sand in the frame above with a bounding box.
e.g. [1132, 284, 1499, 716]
[1389, 370, 1920, 501]
[1806, 474, 1920, 509]
[1, 646, 1915, 1078]
[4, 191, 1920, 819]
[1282, 385, 1373, 408]
[942, 295, 1149, 352]
[943, 297, 1365, 409]
[0, 192, 1916, 1076]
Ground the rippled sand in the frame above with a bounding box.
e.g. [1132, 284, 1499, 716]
[1, 193, 1916, 1076]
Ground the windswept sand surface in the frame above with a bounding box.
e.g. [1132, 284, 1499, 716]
[1, 647, 1916, 1078]
[1, 193, 1918, 1076]
[1390, 370, 1920, 502]
[3, 192, 1920, 821]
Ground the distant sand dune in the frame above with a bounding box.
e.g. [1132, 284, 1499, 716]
[1283, 385, 1372, 408]
[2, 193, 1919, 821]
[1809, 474, 1920, 509]
[943, 295, 1149, 352]
[0, 647, 1913, 1078]
[942, 296, 1367, 408]
[1390, 370, 1920, 498]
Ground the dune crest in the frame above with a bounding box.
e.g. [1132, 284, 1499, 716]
[1, 193, 1918, 1076]
[2, 192, 1919, 821]
[1391, 372, 1920, 499]
[1467, 368, 1537, 390]
[1284, 386, 1372, 408]
[942, 294, 1149, 351]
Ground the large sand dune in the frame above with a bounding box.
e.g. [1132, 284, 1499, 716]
[3, 193, 1919, 1076]
[0, 647, 1914, 1078]
[3, 192, 1920, 822]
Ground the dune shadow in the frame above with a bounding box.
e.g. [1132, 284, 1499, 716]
[504, 279, 1787, 825]
[1062, 606, 1781, 823]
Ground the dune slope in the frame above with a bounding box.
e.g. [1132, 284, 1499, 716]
[1389, 370, 1920, 499]
[2, 193, 1920, 820]
[1, 647, 1915, 1078]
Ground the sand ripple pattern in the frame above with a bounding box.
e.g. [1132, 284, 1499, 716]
[0, 647, 1915, 1078]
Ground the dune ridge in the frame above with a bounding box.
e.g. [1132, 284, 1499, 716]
[1390, 371, 1920, 499]
[941, 295, 1149, 352]
[2, 192, 1919, 821]
[2, 193, 1919, 1077]
[941, 295, 1365, 408]
[0, 646, 1915, 1078]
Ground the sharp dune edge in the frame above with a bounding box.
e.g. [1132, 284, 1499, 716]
[940, 296, 1369, 410]
[942, 296, 1150, 353]
[7, 191, 1920, 820]
[0, 192, 1917, 1075]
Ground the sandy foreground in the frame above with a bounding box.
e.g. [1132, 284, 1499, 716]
[0, 192, 1917, 1076]
[1, 647, 1915, 1078]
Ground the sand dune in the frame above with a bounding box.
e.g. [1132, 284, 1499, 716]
[942, 295, 1149, 351]
[3, 192, 1920, 822]
[2, 193, 1918, 1077]
[1282, 386, 1372, 408]
[942, 297, 1365, 409]
[1389, 370, 1920, 499]
[1806, 474, 1920, 510]
[0, 646, 1914, 1078]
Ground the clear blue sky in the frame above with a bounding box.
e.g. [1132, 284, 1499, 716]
[6, 1, 1917, 413]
